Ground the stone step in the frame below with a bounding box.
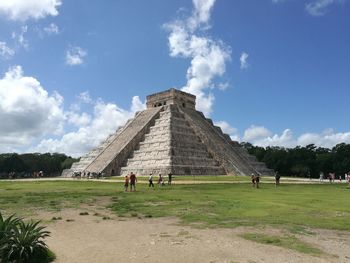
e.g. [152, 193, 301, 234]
[126, 158, 172, 167]
[137, 140, 206, 152]
[131, 147, 210, 159]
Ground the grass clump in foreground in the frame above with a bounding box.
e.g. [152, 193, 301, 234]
[0, 180, 349, 231]
[0, 211, 55, 263]
[239, 233, 323, 256]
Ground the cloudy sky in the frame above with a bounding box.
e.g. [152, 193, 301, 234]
[0, 0, 349, 157]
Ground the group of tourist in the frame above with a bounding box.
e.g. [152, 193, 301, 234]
[124, 172, 173, 192]
[123, 170, 350, 191]
[319, 171, 350, 185]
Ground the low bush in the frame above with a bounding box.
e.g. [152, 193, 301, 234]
[0, 211, 54, 263]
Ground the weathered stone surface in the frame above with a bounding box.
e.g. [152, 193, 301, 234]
[63, 88, 273, 177]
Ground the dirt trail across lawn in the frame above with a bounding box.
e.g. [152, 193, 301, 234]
[36, 209, 349, 263]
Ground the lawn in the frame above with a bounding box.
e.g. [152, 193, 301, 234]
[0, 180, 349, 231]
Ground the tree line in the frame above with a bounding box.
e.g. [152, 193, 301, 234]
[242, 142, 350, 178]
[0, 153, 79, 178]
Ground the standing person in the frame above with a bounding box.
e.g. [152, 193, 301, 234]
[124, 175, 129, 192]
[129, 172, 137, 192]
[275, 171, 280, 186]
[158, 173, 163, 187]
[255, 173, 260, 188]
[168, 172, 173, 185]
[319, 172, 324, 182]
[328, 173, 332, 183]
[148, 173, 154, 188]
[251, 173, 256, 187]
[348, 172, 350, 188]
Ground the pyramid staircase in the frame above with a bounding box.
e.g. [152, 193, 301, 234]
[119, 104, 225, 176]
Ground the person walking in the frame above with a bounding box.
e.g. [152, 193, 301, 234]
[148, 173, 154, 188]
[255, 173, 260, 188]
[275, 171, 280, 186]
[124, 175, 129, 192]
[319, 172, 324, 182]
[251, 173, 256, 187]
[158, 173, 163, 187]
[129, 172, 137, 191]
[168, 172, 173, 185]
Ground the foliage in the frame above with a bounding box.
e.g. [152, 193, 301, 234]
[239, 233, 323, 256]
[0, 211, 54, 263]
[0, 153, 79, 178]
[242, 142, 350, 178]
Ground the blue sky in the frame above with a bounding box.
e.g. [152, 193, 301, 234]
[0, 0, 349, 156]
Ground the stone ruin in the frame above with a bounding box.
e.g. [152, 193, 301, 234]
[62, 88, 273, 177]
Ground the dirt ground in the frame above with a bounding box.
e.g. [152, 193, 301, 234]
[35, 208, 350, 263]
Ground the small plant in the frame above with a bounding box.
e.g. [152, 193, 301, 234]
[0, 211, 54, 263]
[79, 212, 89, 216]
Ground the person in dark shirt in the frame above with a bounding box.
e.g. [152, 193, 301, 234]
[129, 172, 137, 191]
[275, 171, 280, 186]
[168, 172, 173, 185]
[124, 175, 129, 192]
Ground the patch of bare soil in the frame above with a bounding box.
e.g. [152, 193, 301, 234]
[33, 208, 350, 263]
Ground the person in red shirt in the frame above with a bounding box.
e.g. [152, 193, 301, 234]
[129, 172, 137, 191]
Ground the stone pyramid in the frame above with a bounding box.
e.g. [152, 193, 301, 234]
[63, 89, 273, 177]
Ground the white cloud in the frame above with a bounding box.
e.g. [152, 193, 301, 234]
[305, 0, 344, 16]
[0, 66, 65, 148]
[78, 91, 92, 104]
[272, 0, 287, 3]
[215, 121, 240, 141]
[0, 41, 15, 59]
[67, 112, 91, 127]
[240, 52, 249, 69]
[66, 46, 87, 66]
[243, 125, 272, 142]
[0, 0, 62, 21]
[11, 26, 29, 50]
[243, 125, 350, 148]
[33, 96, 146, 157]
[164, 0, 231, 116]
[251, 129, 296, 148]
[43, 23, 59, 35]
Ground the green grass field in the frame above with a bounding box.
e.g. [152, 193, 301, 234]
[1, 179, 349, 231]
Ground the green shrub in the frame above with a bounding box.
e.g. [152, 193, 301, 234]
[0, 211, 54, 263]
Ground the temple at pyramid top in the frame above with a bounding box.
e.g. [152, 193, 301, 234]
[62, 88, 273, 177]
[146, 88, 196, 109]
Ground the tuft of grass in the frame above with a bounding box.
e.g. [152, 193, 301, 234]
[79, 212, 89, 216]
[240, 233, 323, 256]
[287, 225, 315, 236]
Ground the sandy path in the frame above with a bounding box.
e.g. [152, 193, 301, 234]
[37, 209, 349, 263]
